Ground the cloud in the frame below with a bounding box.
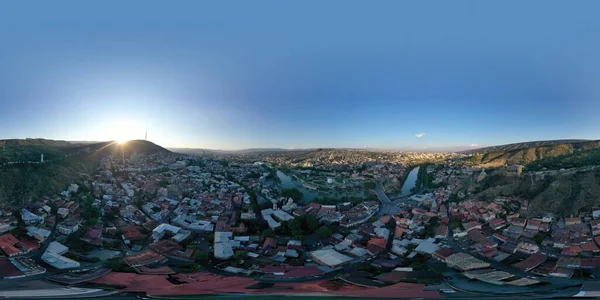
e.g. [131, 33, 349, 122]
[469, 144, 479, 147]
[415, 133, 426, 139]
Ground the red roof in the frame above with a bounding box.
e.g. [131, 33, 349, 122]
[19, 238, 40, 252]
[90, 272, 440, 298]
[561, 245, 582, 256]
[0, 258, 24, 277]
[368, 237, 387, 249]
[0, 233, 21, 256]
[120, 225, 146, 241]
[395, 226, 405, 238]
[581, 242, 599, 252]
[433, 248, 456, 259]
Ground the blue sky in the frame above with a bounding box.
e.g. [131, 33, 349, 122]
[1, 1, 599, 150]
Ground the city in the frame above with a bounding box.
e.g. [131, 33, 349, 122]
[2, 1, 600, 298]
[0, 140, 599, 297]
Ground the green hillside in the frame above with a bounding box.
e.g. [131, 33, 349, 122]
[0, 139, 84, 164]
[471, 167, 600, 217]
[0, 139, 170, 210]
[464, 140, 600, 167]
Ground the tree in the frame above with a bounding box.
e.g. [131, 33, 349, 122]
[315, 226, 333, 239]
[282, 188, 303, 201]
[193, 250, 208, 263]
[261, 229, 275, 238]
[364, 181, 377, 190]
[533, 233, 546, 245]
[234, 250, 248, 262]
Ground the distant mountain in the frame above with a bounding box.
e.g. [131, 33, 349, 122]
[462, 139, 600, 167]
[169, 147, 294, 155]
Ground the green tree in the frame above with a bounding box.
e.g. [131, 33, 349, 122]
[193, 250, 208, 263]
[315, 226, 333, 239]
[261, 229, 275, 238]
[533, 233, 546, 245]
[234, 250, 248, 262]
[282, 188, 303, 201]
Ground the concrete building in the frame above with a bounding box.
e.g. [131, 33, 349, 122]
[310, 249, 353, 268]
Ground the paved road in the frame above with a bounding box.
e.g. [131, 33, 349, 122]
[375, 181, 400, 218]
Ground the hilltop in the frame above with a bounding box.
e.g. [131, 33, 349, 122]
[463, 139, 600, 167]
[90, 140, 170, 158]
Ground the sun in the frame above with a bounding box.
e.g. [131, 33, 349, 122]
[94, 120, 145, 144]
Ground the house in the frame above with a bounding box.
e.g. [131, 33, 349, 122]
[565, 217, 581, 225]
[57, 217, 81, 235]
[526, 219, 542, 231]
[433, 248, 456, 262]
[80, 228, 102, 246]
[434, 225, 448, 239]
[489, 218, 507, 230]
[516, 242, 539, 254]
[367, 237, 387, 255]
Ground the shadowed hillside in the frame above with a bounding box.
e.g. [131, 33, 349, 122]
[0, 139, 170, 210]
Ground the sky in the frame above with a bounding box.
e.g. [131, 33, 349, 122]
[1, 1, 600, 150]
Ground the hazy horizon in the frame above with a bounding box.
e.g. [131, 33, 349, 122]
[2, 1, 600, 149]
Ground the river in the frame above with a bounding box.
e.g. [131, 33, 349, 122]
[399, 166, 420, 196]
[276, 166, 420, 203]
[276, 170, 368, 203]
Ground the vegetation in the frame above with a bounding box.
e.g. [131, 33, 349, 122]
[411, 164, 438, 193]
[0, 139, 169, 210]
[277, 214, 320, 237]
[363, 181, 376, 190]
[528, 148, 600, 171]
[464, 140, 600, 167]
[449, 216, 462, 230]
[315, 225, 334, 239]
[282, 188, 303, 201]
[313, 195, 375, 206]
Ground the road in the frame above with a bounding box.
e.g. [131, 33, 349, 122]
[375, 180, 417, 218]
[375, 181, 400, 218]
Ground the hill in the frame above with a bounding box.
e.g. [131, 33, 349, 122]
[463, 140, 600, 167]
[0, 139, 170, 210]
[467, 166, 600, 217]
[90, 140, 170, 158]
[0, 138, 84, 164]
[461, 140, 591, 154]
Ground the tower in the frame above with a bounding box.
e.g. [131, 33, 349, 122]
[145, 128, 148, 140]
[40, 153, 44, 163]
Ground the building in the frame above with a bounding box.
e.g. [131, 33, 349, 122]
[310, 249, 353, 268]
[214, 232, 235, 260]
[0, 233, 29, 257]
[445, 253, 490, 271]
[46, 241, 69, 255]
[123, 250, 167, 267]
[152, 223, 182, 243]
[21, 209, 43, 225]
[26, 226, 50, 242]
[42, 242, 80, 270]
